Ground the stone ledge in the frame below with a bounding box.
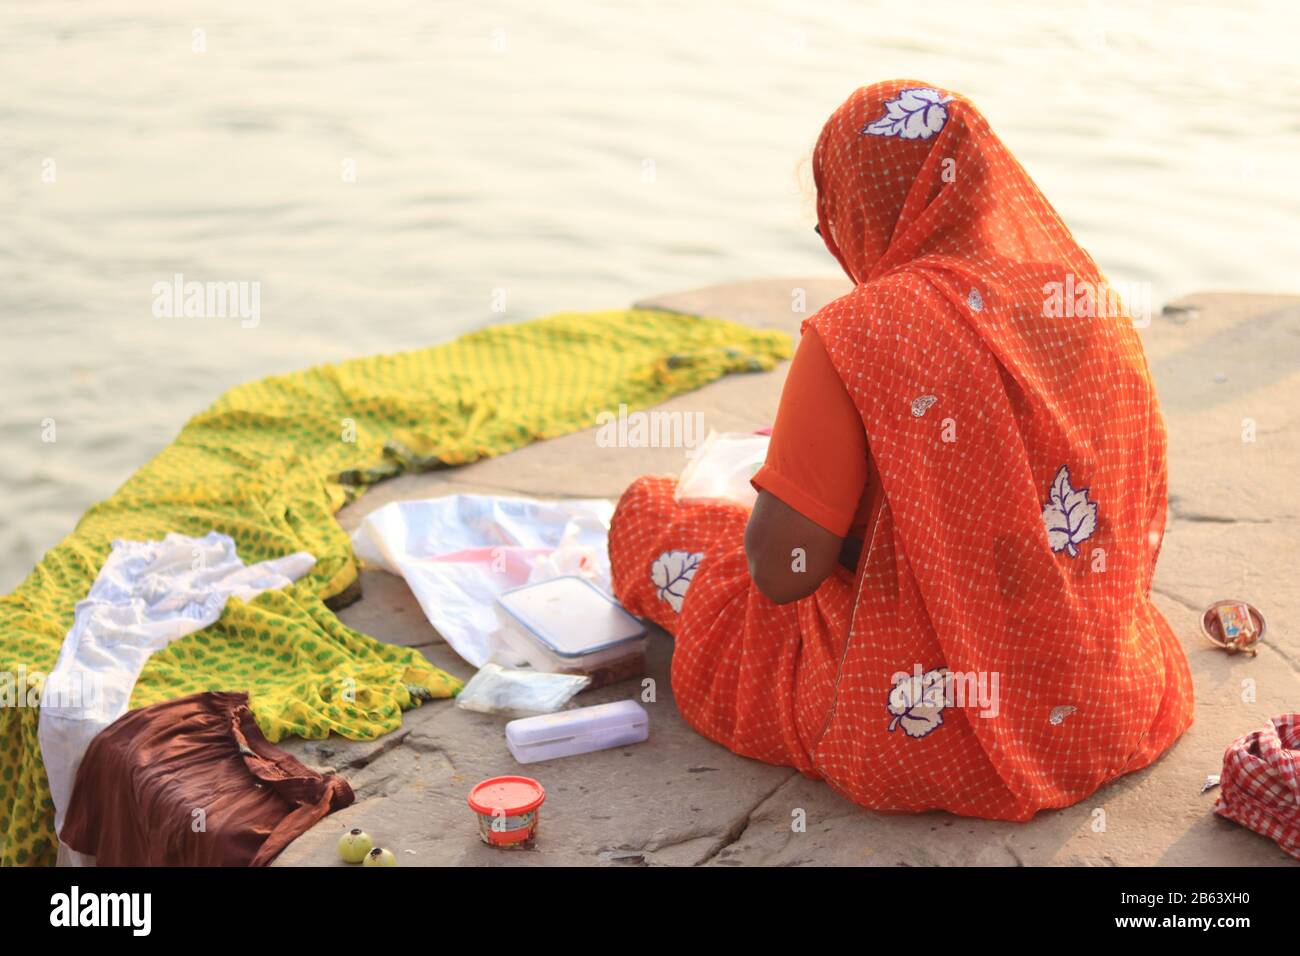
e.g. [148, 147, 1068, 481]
[274, 280, 1300, 867]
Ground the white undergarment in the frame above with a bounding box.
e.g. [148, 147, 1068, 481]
[38, 531, 315, 837]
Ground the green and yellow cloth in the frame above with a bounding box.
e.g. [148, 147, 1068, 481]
[0, 308, 789, 865]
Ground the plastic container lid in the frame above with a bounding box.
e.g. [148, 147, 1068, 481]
[468, 775, 546, 816]
[497, 576, 645, 659]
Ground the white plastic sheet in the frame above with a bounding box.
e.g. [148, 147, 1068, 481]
[349, 495, 615, 668]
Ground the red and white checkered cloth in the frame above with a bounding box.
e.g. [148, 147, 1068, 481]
[1215, 714, 1300, 860]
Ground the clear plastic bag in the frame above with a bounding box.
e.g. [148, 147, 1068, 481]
[349, 494, 614, 669]
[454, 663, 591, 718]
[674, 430, 770, 508]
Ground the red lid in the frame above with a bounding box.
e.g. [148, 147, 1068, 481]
[468, 775, 546, 816]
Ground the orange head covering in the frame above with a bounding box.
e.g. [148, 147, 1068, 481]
[813, 80, 1101, 290]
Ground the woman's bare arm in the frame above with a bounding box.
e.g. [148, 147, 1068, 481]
[744, 490, 844, 604]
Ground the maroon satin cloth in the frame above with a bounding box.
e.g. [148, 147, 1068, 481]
[60, 691, 353, 866]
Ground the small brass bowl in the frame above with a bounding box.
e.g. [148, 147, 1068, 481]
[1199, 599, 1265, 656]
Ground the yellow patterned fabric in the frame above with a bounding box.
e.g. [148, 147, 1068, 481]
[0, 309, 791, 865]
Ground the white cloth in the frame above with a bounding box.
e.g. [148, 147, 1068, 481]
[350, 495, 614, 668]
[39, 531, 315, 836]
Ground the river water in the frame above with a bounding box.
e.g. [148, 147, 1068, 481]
[2, 0, 1297, 590]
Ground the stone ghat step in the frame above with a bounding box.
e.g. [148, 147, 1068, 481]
[273, 280, 1300, 867]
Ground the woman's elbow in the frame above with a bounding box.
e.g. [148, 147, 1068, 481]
[755, 570, 815, 604]
[744, 491, 840, 604]
[746, 550, 826, 605]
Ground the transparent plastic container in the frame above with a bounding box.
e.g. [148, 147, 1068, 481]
[506, 700, 649, 764]
[495, 576, 647, 687]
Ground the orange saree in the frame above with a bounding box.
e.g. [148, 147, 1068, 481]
[608, 80, 1194, 820]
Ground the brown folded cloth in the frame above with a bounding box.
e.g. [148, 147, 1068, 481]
[60, 691, 353, 866]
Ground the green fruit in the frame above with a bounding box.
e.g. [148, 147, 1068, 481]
[363, 847, 397, 867]
[337, 828, 373, 864]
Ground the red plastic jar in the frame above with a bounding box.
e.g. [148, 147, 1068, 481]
[468, 776, 546, 848]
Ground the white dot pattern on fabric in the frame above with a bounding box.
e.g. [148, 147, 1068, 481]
[609, 79, 1193, 821]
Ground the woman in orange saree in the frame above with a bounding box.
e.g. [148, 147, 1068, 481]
[608, 80, 1194, 821]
